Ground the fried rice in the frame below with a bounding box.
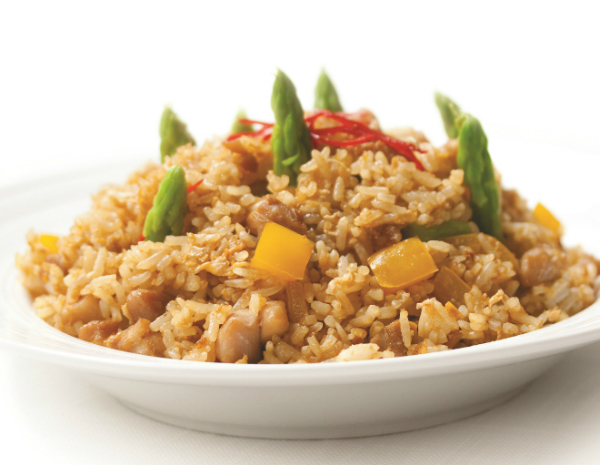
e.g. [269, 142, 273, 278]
[16, 117, 600, 364]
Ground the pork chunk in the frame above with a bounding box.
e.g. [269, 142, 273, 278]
[215, 311, 261, 363]
[61, 295, 103, 325]
[260, 301, 290, 343]
[246, 196, 306, 236]
[371, 224, 403, 248]
[44, 254, 68, 273]
[371, 320, 408, 357]
[78, 320, 119, 344]
[106, 318, 166, 357]
[126, 290, 169, 324]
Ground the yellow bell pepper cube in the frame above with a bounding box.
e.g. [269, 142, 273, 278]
[533, 203, 561, 234]
[368, 237, 438, 289]
[251, 222, 314, 281]
[40, 234, 59, 254]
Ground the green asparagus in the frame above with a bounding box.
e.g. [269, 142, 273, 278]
[159, 107, 196, 163]
[143, 165, 188, 242]
[403, 220, 472, 242]
[434, 92, 462, 139]
[456, 114, 503, 241]
[270, 70, 313, 186]
[314, 70, 343, 112]
[231, 109, 254, 135]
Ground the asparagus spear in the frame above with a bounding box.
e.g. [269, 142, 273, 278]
[314, 70, 343, 112]
[270, 70, 312, 186]
[403, 220, 472, 242]
[434, 92, 462, 139]
[143, 165, 188, 242]
[456, 114, 503, 241]
[159, 107, 196, 163]
[231, 109, 254, 135]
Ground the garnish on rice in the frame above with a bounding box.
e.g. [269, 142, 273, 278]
[227, 109, 426, 175]
[314, 69, 343, 113]
[143, 165, 188, 243]
[159, 107, 195, 163]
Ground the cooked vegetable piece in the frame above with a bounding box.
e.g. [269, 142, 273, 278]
[251, 222, 314, 281]
[231, 109, 254, 135]
[40, 234, 59, 253]
[314, 70, 343, 112]
[432, 266, 471, 307]
[159, 107, 195, 162]
[457, 114, 503, 241]
[533, 203, 561, 234]
[368, 237, 438, 289]
[286, 281, 309, 323]
[478, 233, 519, 272]
[444, 233, 482, 253]
[270, 70, 313, 186]
[434, 92, 462, 139]
[403, 220, 471, 242]
[143, 165, 188, 243]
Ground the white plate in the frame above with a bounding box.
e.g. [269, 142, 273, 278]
[2, 143, 600, 439]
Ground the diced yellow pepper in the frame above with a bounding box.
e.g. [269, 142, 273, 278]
[40, 234, 59, 254]
[432, 266, 471, 307]
[368, 237, 438, 289]
[251, 222, 314, 281]
[533, 203, 561, 234]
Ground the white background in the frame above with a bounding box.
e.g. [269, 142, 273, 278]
[1, 1, 600, 463]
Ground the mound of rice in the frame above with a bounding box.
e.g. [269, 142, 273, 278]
[16, 119, 600, 363]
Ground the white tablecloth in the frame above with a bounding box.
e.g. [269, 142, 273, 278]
[2, 342, 600, 464]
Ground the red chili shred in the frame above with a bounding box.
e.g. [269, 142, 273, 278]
[226, 112, 425, 170]
[227, 119, 273, 142]
[138, 234, 145, 243]
[187, 179, 204, 193]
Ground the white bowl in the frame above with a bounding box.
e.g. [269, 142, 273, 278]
[2, 154, 600, 439]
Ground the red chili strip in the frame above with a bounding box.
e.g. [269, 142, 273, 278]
[310, 127, 365, 136]
[227, 110, 425, 170]
[187, 179, 204, 193]
[304, 110, 332, 124]
[138, 234, 145, 243]
[307, 110, 425, 170]
[238, 119, 274, 128]
[226, 124, 273, 142]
